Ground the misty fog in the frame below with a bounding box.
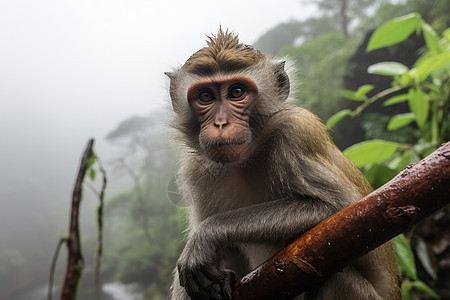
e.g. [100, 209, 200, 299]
[0, 0, 316, 299]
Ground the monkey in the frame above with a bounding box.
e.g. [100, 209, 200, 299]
[165, 29, 401, 300]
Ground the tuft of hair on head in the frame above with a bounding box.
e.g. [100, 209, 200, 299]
[205, 27, 240, 57]
[182, 28, 264, 75]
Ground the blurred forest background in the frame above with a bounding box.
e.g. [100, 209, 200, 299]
[1, 0, 449, 299]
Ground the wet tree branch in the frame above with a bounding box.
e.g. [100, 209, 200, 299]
[60, 139, 94, 300]
[94, 157, 107, 300]
[233, 141, 450, 300]
[48, 237, 67, 300]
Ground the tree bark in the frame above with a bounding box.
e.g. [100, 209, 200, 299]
[232, 141, 450, 300]
[60, 139, 94, 300]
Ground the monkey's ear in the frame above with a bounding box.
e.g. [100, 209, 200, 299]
[164, 72, 175, 79]
[165, 72, 180, 111]
[274, 61, 290, 101]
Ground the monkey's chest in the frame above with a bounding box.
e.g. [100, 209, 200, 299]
[225, 169, 269, 207]
[191, 164, 273, 222]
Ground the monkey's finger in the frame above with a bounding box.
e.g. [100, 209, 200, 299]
[189, 270, 214, 297]
[185, 280, 210, 300]
[203, 265, 224, 281]
[178, 267, 201, 294]
[209, 282, 222, 299]
[221, 269, 236, 300]
[222, 283, 232, 300]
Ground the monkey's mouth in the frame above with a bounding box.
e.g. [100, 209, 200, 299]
[203, 139, 249, 163]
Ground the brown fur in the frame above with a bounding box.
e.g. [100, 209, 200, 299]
[182, 29, 264, 75]
[167, 30, 401, 300]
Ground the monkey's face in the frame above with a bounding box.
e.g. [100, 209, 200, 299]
[167, 30, 290, 163]
[187, 74, 258, 163]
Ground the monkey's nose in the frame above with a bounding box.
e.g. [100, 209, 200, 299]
[214, 104, 230, 130]
[214, 119, 229, 131]
[214, 110, 229, 130]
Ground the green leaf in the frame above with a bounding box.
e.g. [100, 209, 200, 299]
[411, 280, 440, 298]
[356, 84, 375, 97]
[326, 109, 352, 128]
[387, 113, 415, 130]
[422, 21, 440, 54]
[367, 13, 421, 51]
[343, 139, 399, 167]
[339, 85, 375, 101]
[443, 28, 450, 40]
[364, 164, 397, 189]
[415, 237, 438, 280]
[87, 151, 97, 169]
[401, 279, 413, 300]
[89, 169, 97, 181]
[415, 52, 450, 82]
[368, 62, 409, 76]
[339, 89, 365, 101]
[383, 94, 409, 106]
[409, 151, 421, 164]
[388, 150, 413, 173]
[394, 234, 417, 280]
[408, 87, 429, 128]
[86, 151, 97, 182]
[396, 72, 415, 87]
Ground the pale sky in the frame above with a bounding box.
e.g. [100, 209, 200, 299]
[0, 0, 317, 228]
[0, 0, 316, 136]
[0, 1, 318, 296]
[0, 0, 317, 184]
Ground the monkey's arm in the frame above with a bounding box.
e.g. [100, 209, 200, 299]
[177, 197, 337, 299]
[196, 197, 335, 244]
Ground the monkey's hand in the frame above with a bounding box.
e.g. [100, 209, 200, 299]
[177, 227, 236, 300]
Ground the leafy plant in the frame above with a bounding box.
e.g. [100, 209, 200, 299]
[394, 234, 440, 300]
[329, 12, 449, 180]
[281, 32, 358, 120]
[328, 13, 450, 299]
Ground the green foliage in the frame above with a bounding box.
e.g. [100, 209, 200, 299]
[395, 234, 418, 280]
[395, 234, 440, 299]
[387, 113, 415, 130]
[106, 116, 156, 141]
[383, 93, 409, 106]
[415, 237, 438, 281]
[340, 85, 375, 101]
[329, 13, 450, 150]
[253, 21, 303, 56]
[362, 113, 419, 145]
[357, 2, 418, 35]
[343, 139, 399, 168]
[367, 61, 409, 76]
[328, 12, 449, 299]
[282, 32, 358, 119]
[414, 52, 450, 82]
[86, 151, 97, 181]
[103, 174, 184, 298]
[326, 109, 352, 128]
[253, 17, 338, 55]
[407, 87, 429, 129]
[367, 13, 421, 51]
[103, 112, 183, 299]
[313, 0, 386, 38]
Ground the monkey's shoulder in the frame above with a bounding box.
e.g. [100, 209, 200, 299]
[265, 106, 332, 155]
[268, 106, 373, 196]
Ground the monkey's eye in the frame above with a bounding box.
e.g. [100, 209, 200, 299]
[228, 85, 246, 100]
[198, 89, 215, 103]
